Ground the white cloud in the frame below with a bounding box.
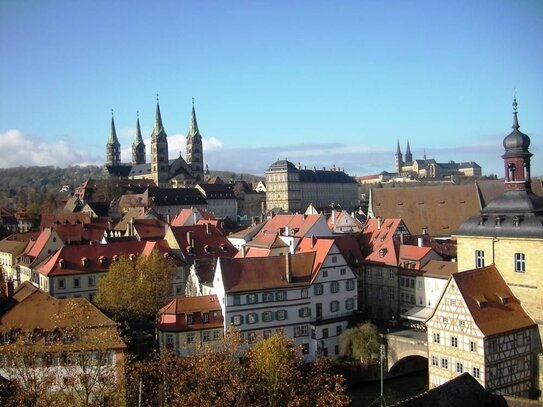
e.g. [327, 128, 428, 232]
[0, 129, 102, 168]
[203, 137, 223, 151]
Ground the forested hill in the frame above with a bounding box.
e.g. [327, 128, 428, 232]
[0, 165, 263, 210]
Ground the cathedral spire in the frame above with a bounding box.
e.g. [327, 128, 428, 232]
[153, 94, 165, 135]
[133, 111, 144, 146]
[108, 110, 118, 144]
[132, 111, 146, 165]
[188, 97, 200, 138]
[405, 140, 413, 163]
[396, 139, 402, 155]
[512, 95, 519, 130]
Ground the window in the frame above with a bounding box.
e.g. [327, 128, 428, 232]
[431, 356, 438, 366]
[203, 331, 211, 342]
[433, 333, 440, 344]
[187, 315, 193, 325]
[441, 358, 448, 369]
[475, 250, 485, 268]
[262, 311, 273, 322]
[233, 295, 240, 305]
[330, 301, 339, 312]
[73, 278, 80, 288]
[294, 326, 309, 337]
[202, 313, 209, 323]
[247, 313, 258, 324]
[314, 283, 323, 296]
[331, 256, 337, 263]
[345, 298, 355, 310]
[44, 353, 54, 367]
[88, 276, 95, 287]
[389, 287, 395, 300]
[456, 362, 463, 373]
[323, 270, 328, 278]
[166, 334, 174, 346]
[276, 310, 287, 321]
[470, 341, 476, 352]
[514, 253, 526, 273]
[248, 332, 256, 344]
[299, 307, 311, 318]
[232, 315, 243, 326]
[389, 270, 394, 279]
[335, 345, 340, 355]
[247, 294, 258, 304]
[262, 292, 274, 302]
[63, 331, 73, 344]
[213, 330, 220, 340]
[213, 311, 219, 320]
[473, 367, 480, 378]
[301, 288, 308, 298]
[330, 281, 339, 293]
[301, 343, 309, 354]
[58, 279, 65, 290]
[263, 330, 272, 339]
[323, 328, 329, 338]
[276, 291, 286, 301]
[346, 279, 355, 291]
[340, 268, 346, 275]
[336, 325, 342, 336]
[451, 337, 458, 347]
[377, 269, 383, 279]
[45, 331, 55, 345]
[187, 333, 194, 343]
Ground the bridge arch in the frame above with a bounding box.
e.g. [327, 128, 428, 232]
[388, 354, 428, 377]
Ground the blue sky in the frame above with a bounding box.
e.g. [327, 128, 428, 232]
[1, 0, 542, 176]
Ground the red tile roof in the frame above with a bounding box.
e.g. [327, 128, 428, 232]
[361, 218, 405, 266]
[171, 208, 215, 227]
[421, 260, 457, 279]
[296, 237, 334, 281]
[37, 241, 148, 277]
[450, 265, 535, 337]
[261, 214, 324, 237]
[26, 228, 56, 258]
[158, 294, 223, 332]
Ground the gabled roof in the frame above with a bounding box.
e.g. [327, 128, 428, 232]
[370, 184, 481, 237]
[196, 183, 236, 199]
[262, 213, 329, 237]
[40, 212, 92, 229]
[26, 228, 57, 258]
[296, 237, 335, 281]
[131, 219, 167, 240]
[450, 265, 536, 337]
[322, 234, 365, 266]
[168, 225, 237, 283]
[218, 252, 315, 293]
[148, 187, 206, 206]
[361, 218, 406, 266]
[0, 239, 28, 257]
[171, 207, 215, 227]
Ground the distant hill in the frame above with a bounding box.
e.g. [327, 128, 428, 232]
[0, 165, 263, 210]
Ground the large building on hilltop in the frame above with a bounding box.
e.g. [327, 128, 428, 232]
[454, 97, 543, 399]
[104, 98, 205, 188]
[395, 140, 481, 179]
[265, 160, 359, 213]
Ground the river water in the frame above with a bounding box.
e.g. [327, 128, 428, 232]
[348, 370, 428, 406]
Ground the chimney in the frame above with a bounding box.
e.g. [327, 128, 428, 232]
[187, 231, 194, 248]
[285, 252, 291, 283]
[285, 226, 290, 236]
[311, 234, 317, 249]
[417, 237, 423, 247]
[206, 222, 211, 235]
[331, 210, 336, 225]
[193, 209, 197, 225]
[400, 233, 404, 245]
[377, 217, 382, 229]
[241, 245, 247, 258]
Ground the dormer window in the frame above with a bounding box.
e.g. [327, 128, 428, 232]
[499, 295, 509, 305]
[129, 253, 137, 261]
[220, 244, 228, 252]
[478, 215, 487, 225]
[495, 216, 503, 226]
[59, 259, 66, 268]
[187, 315, 193, 325]
[476, 298, 487, 309]
[379, 249, 387, 258]
[81, 257, 89, 267]
[204, 245, 212, 254]
[186, 246, 194, 255]
[112, 255, 119, 262]
[99, 256, 107, 265]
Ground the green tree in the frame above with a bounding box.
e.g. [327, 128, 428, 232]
[339, 322, 381, 364]
[94, 250, 175, 324]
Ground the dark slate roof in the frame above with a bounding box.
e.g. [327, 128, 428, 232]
[299, 169, 357, 183]
[455, 190, 543, 238]
[392, 372, 508, 407]
[267, 159, 297, 172]
[148, 187, 206, 206]
[197, 183, 236, 199]
[458, 161, 481, 169]
[106, 164, 133, 177]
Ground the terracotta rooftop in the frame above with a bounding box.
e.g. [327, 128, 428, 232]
[171, 207, 215, 227]
[158, 294, 223, 332]
[370, 184, 481, 237]
[361, 218, 407, 266]
[451, 265, 536, 337]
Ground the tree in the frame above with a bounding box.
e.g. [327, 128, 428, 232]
[94, 250, 175, 324]
[339, 322, 381, 364]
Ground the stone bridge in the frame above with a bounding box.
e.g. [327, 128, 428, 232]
[384, 329, 428, 376]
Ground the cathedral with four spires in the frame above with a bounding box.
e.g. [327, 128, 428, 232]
[104, 98, 205, 188]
